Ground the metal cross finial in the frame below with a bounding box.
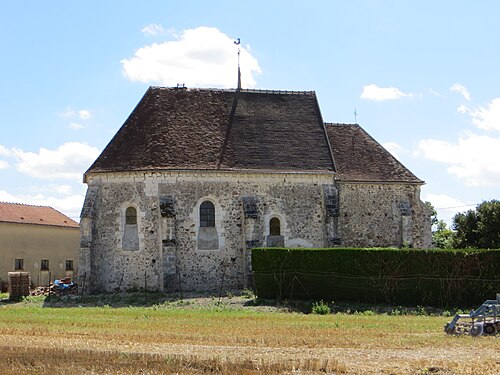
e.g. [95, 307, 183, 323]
[354, 108, 358, 124]
[234, 38, 241, 90]
[234, 38, 241, 67]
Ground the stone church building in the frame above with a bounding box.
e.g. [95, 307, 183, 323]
[80, 87, 431, 293]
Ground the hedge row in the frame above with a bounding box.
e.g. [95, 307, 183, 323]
[251, 248, 500, 307]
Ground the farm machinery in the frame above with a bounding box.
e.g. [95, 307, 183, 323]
[444, 293, 500, 336]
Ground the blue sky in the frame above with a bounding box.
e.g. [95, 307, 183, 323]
[1, 1, 499, 224]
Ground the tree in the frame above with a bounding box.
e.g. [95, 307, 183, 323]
[452, 200, 500, 249]
[425, 201, 438, 228]
[425, 201, 454, 248]
[433, 220, 454, 249]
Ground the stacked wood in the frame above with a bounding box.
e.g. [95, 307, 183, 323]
[8, 272, 31, 299]
[30, 282, 78, 297]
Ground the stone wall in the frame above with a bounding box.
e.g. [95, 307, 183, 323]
[79, 171, 431, 293]
[80, 171, 333, 293]
[336, 182, 432, 248]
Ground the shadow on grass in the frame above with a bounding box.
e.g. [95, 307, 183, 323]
[1, 289, 470, 316]
[245, 296, 469, 316]
[39, 289, 264, 309]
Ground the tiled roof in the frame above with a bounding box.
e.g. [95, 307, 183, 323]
[325, 123, 423, 183]
[85, 87, 335, 177]
[0, 202, 79, 228]
[85, 87, 423, 184]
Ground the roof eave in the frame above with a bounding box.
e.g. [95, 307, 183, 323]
[335, 178, 425, 185]
[84, 168, 337, 180]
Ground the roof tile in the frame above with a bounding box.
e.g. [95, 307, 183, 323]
[326, 123, 423, 183]
[85, 87, 423, 185]
[86, 87, 335, 176]
[0, 202, 79, 228]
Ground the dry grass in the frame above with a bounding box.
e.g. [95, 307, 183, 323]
[0, 295, 499, 374]
[0, 345, 348, 374]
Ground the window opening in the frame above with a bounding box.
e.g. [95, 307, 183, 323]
[65, 260, 74, 271]
[14, 258, 24, 270]
[40, 259, 49, 271]
[200, 201, 215, 227]
[125, 206, 137, 225]
[270, 217, 281, 236]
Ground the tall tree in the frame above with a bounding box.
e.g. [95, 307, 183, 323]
[452, 200, 500, 249]
[476, 200, 500, 248]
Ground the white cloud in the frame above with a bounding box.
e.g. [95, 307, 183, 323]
[59, 108, 76, 118]
[360, 84, 411, 101]
[458, 98, 500, 132]
[449, 83, 471, 101]
[26, 183, 75, 196]
[457, 105, 469, 114]
[69, 122, 84, 130]
[1, 145, 11, 169]
[78, 110, 91, 120]
[141, 23, 165, 36]
[121, 26, 262, 88]
[417, 132, 500, 187]
[429, 88, 446, 99]
[60, 107, 92, 120]
[382, 142, 404, 160]
[0, 145, 12, 157]
[422, 192, 471, 225]
[10, 142, 100, 181]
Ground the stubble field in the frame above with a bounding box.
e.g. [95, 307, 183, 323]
[0, 293, 499, 374]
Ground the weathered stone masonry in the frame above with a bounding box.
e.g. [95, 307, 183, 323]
[337, 182, 431, 248]
[80, 171, 335, 293]
[80, 171, 430, 293]
[80, 87, 432, 293]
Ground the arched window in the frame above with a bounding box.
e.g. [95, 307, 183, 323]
[200, 201, 215, 228]
[270, 217, 281, 236]
[125, 206, 137, 225]
[123, 206, 139, 251]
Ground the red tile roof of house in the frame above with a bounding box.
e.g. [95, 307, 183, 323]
[0, 202, 79, 228]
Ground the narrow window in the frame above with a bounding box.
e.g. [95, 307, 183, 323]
[14, 258, 24, 270]
[270, 217, 281, 236]
[65, 260, 74, 271]
[123, 206, 139, 251]
[200, 201, 215, 227]
[40, 259, 49, 271]
[125, 206, 137, 225]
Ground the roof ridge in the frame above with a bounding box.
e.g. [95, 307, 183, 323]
[325, 122, 358, 126]
[151, 86, 315, 96]
[240, 88, 315, 95]
[0, 201, 51, 208]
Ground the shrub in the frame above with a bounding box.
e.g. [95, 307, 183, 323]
[252, 247, 500, 307]
[311, 300, 331, 315]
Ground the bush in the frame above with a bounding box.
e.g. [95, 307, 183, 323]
[251, 247, 500, 307]
[311, 300, 331, 315]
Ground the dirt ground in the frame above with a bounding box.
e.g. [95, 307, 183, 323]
[1, 294, 499, 374]
[2, 331, 499, 374]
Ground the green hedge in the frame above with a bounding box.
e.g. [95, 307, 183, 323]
[251, 248, 500, 307]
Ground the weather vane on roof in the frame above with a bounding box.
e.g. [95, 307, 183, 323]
[234, 38, 241, 90]
[354, 108, 358, 124]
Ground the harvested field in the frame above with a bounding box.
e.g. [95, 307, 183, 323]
[0, 293, 499, 374]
